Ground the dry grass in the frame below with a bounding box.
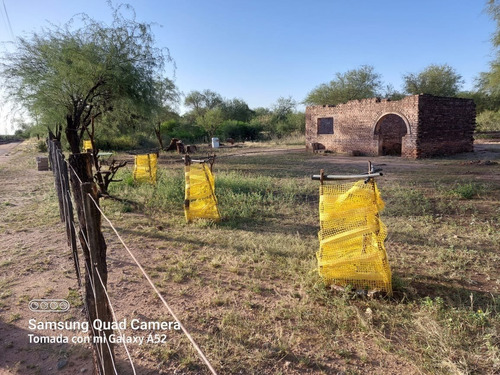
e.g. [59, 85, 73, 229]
[1, 139, 499, 374]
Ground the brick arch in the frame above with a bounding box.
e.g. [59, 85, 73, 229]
[373, 112, 410, 156]
[373, 112, 411, 136]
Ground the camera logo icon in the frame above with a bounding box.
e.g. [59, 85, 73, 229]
[29, 299, 70, 312]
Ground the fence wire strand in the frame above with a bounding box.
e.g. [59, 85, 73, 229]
[51, 145, 216, 374]
[95, 267, 137, 375]
[87, 193, 218, 375]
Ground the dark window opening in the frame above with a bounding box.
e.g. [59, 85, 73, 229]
[317, 117, 334, 134]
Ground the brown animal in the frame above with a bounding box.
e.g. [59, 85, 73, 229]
[226, 138, 235, 145]
[176, 141, 185, 154]
[186, 145, 197, 153]
[166, 138, 179, 151]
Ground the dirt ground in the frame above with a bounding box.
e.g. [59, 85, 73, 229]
[0, 139, 499, 374]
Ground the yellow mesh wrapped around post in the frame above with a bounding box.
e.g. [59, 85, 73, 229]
[83, 140, 92, 152]
[133, 154, 157, 184]
[184, 163, 220, 223]
[317, 180, 392, 294]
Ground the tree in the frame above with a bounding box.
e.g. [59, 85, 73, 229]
[220, 98, 254, 123]
[304, 65, 382, 105]
[184, 89, 223, 118]
[197, 107, 224, 138]
[473, 1, 500, 112]
[402, 64, 463, 97]
[272, 96, 297, 122]
[152, 77, 181, 149]
[1, 3, 173, 154]
[383, 84, 406, 101]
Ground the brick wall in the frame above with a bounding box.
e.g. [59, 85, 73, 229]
[305, 95, 419, 156]
[305, 94, 476, 158]
[416, 95, 476, 158]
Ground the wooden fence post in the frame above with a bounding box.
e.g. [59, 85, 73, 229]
[81, 182, 115, 375]
[68, 154, 113, 374]
[56, 150, 80, 287]
[50, 140, 65, 222]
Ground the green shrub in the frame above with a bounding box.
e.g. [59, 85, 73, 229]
[448, 183, 484, 199]
[161, 120, 206, 143]
[216, 121, 262, 141]
[95, 133, 156, 151]
[36, 140, 48, 152]
[476, 110, 500, 132]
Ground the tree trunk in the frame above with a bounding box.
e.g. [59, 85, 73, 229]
[66, 115, 81, 154]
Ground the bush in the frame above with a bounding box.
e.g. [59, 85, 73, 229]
[37, 140, 48, 152]
[476, 110, 500, 132]
[161, 120, 206, 143]
[448, 183, 484, 199]
[216, 121, 262, 142]
[95, 133, 156, 151]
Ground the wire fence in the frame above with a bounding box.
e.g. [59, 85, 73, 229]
[47, 140, 217, 375]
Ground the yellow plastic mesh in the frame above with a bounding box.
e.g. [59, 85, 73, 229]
[133, 154, 157, 184]
[317, 180, 392, 294]
[184, 163, 220, 223]
[83, 140, 92, 151]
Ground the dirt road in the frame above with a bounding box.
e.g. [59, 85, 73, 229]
[0, 141, 23, 158]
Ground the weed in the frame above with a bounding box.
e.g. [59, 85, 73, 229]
[66, 289, 83, 308]
[7, 313, 21, 323]
[448, 182, 484, 199]
[36, 140, 47, 153]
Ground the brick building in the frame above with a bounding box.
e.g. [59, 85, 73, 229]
[305, 94, 476, 158]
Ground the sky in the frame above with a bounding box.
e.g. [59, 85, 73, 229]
[0, 0, 497, 134]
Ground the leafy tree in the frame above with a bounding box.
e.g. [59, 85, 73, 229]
[457, 90, 500, 114]
[196, 107, 224, 137]
[184, 89, 223, 118]
[304, 65, 382, 105]
[402, 64, 463, 97]
[220, 98, 254, 123]
[479, 1, 500, 95]
[383, 84, 406, 101]
[1, 3, 173, 154]
[272, 96, 297, 122]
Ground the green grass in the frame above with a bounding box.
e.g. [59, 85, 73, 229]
[4, 140, 500, 374]
[447, 182, 486, 199]
[99, 149, 500, 374]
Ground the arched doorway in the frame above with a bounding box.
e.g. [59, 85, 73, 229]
[374, 114, 408, 156]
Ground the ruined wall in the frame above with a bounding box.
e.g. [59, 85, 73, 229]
[416, 95, 476, 158]
[305, 94, 476, 158]
[305, 95, 419, 157]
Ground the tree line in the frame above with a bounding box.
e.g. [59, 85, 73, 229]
[2, 1, 500, 151]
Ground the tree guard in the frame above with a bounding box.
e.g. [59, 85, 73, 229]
[133, 154, 157, 184]
[313, 162, 392, 294]
[184, 155, 220, 223]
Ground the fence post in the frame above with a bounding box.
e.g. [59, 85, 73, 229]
[81, 182, 115, 375]
[50, 140, 65, 222]
[58, 151, 80, 287]
[68, 154, 113, 374]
